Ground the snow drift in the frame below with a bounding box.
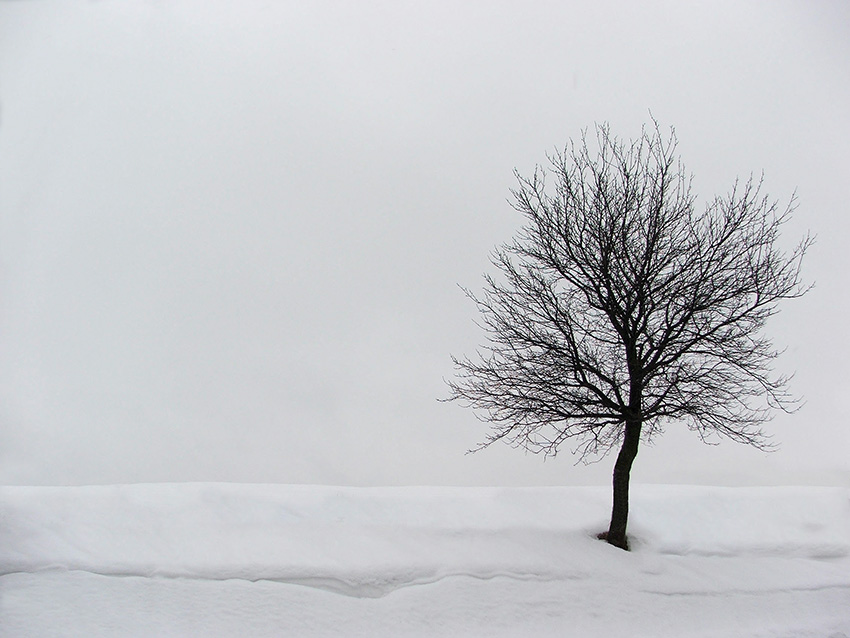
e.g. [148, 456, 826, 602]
[1, 484, 848, 637]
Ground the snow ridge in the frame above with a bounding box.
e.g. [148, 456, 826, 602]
[2, 484, 849, 636]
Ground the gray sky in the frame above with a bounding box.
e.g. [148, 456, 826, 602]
[1, 1, 848, 486]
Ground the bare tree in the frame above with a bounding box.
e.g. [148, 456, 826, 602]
[447, 123, 811, 550]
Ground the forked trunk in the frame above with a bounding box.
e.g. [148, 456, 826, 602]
[604, 419, 641, 550]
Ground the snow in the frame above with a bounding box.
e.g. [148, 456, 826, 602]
[1, 484, 848, 637]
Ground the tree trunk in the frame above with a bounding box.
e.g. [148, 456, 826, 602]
[604, 419, 641, 550]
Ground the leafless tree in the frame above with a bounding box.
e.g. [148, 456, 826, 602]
[447, 123, 811, 550]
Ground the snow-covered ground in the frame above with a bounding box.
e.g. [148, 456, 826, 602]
[1, 484, 848, 637]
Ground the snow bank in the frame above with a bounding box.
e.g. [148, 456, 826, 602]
[1, 484, 609, 596]
[1, 484, 848, 637]
[2, 484, 848, 595]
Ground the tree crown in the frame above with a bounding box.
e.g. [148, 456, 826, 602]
[449, 123, 811, 459]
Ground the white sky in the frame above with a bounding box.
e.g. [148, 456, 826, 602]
[0, 0, 848, 486]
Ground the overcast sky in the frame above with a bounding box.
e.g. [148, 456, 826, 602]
[1, 1, 848, 487]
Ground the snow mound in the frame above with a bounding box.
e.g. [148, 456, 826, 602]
[1, 484, 849, 637]
[1, 484, 848, 597]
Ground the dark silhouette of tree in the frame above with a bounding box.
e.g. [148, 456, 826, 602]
[447, 123, 811, 550]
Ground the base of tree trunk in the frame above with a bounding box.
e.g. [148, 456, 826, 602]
[597, 531, 630, 551]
